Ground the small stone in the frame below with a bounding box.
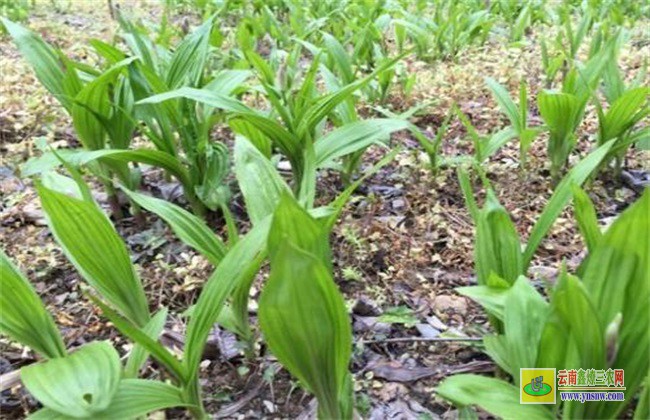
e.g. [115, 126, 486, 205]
[352, 296, 381, 316]
[433, 295, 468, 316]
[262, 400, 276, 413]
[415, 323, 440, 338]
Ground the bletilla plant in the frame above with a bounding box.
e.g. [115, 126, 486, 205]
[2, 18, 139, 218]
[1, 139, 381, 417]
[437, 188, 649, 420]
[0, 250, 188, 419]
[458, 140, 614, 298]
[486, 77, 540, 170]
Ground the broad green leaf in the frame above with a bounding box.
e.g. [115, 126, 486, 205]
[0, 249, 66, 359]
[436, 375, 552, 420]
[21, 342, 121, 418]
[314, 118, 410, 167]
[538, 91, 582, 172]
[1, 18, 80, 110]
[89, 296, 186, 383]
[121, 187, 226, 265]
[572, 185, 602, 253]
[457, 284, 509, 322]
[579, 190, 649, 419]
[522, 140, 614, 268]
[28, 380, 191, 420]
[475, 190, 522, 285]
[600, 87, 649, 142]
[322, 32, 354, 84]
[554, 270, 606, 419]
[234, 136, 292, 225]
[37, 184, 150, 326]
[267, 194, 331, 269]
[124, 309, 168, 378]
[23, 148, 191, 190]
[504, 276, 548, 384]
[70, 58, 136, 150]
[184, 217, 271, 379]
[260, 200, 352, 419]
[166, 16, 214, 89]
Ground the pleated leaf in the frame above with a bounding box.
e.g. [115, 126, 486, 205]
[1, 18, 80, 110]
[165, 16, 214, 89]
[184, 217, 271, 379]
[21, 342, 121, 418]
[259, 197, 352, 419]
[121, 187, 226, 265]
[0, 249, 66, 359]
[503, 276, 549, 386]
[37, 184, 150, 326]
[572, 186, 602, 253]
[234, 136, 292, 225]
[314, 118, 410, 167]
[475, 190, 522, 286]
[600, 87, 649, 142]
[436, 374, 553, 420]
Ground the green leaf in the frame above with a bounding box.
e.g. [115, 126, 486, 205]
[123, 309, 168, 378]
[436, 374, 552, 420]
[0, 249, 66, 359]
[89, 295, 187, 383]
[29, 379, 191, 420]
[475, 190, 522, 285]
[234, 136, 292, 225]
[21, 342, 121, 418]
[100, 379, 190, 418]
[486, 78, 521, 131]
[503, 277, 548, 384]
[165, 16, 214, 89]
[457, 276, 510, 321]
[1, 18, 80, 110]
[184, 217, 271, 379]
[70, 58, 136, 150]
[121, 187, 226, 265]
[522, 140, 614, 268]
[579, 190, 649, 419]
[260, 197, 352, 419]
[23, 148, 192, 193]
[378, 306, 419, 327]
[572, 185, 602, 253]
[600, 87, 649, 142]
[37, 184, 150, 326]
[314, 118, 410, 167]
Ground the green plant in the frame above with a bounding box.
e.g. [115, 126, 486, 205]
[0, 249, 189, 418]
[138, 49, 415, 192]
[537, 38, 615, 183]
[486, 77, 540, 170]
[2, 18, 140, 218]
[260, 194, 354, 419]
[437, 188, 649, 419]
[458, 140, 614, 295]
[0, 0, 29, 29]
[593, 54, 649, 178]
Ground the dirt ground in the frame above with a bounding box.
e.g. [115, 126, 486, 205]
[0, 1, 648, 418]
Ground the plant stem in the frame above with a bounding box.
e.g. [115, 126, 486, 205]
[185, 379, 208, 420]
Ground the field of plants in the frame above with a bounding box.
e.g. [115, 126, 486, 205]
[0, 0, 648, 418]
